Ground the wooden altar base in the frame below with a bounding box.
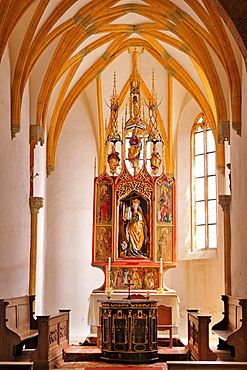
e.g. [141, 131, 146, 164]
[62, 343, 190, 363]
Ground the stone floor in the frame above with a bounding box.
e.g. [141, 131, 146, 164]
[16, 337, 234, 369]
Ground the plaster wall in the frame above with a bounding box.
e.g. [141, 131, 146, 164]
[230, 60, 247, 297]
[45, 94, 103, 342]
[33, 142, 47, 315]
[0, 47, 31, 297]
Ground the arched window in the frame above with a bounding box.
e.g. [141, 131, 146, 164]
[191, 114, 217, 251]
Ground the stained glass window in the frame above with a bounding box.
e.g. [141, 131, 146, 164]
[191, 115, 217, 250]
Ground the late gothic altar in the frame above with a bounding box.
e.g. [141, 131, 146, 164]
[91, 48, 177, 300]
[99, 298, 159, 363]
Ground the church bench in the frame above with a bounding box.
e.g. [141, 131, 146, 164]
[30, 309, 70, 370]
[157, 304, 174, 347]
[187, 310, 217, 361]
[0, 362, 34, 369]
[166, 361, 247, 369]
[0, 296, 38, 361]
[212, 295, 247, 361]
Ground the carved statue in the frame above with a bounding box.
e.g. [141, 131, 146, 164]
[108, 151, 120, 173]
[150, 150, 161, 171]
[121, 198, 148, 258]
[128, 129, 142, 160]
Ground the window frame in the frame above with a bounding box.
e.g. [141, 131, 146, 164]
[191, 114, 217, 252]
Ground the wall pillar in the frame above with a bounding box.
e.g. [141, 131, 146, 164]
[219, 194, 231, 295]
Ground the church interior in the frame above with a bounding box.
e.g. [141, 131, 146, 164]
[1, 0, 247, 368]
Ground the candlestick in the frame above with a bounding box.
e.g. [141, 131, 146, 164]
[160, 257, 163, 273]
[107, 290, 111, 299]
[108, 257, 111, 272]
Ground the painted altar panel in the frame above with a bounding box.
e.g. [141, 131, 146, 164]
[95, 225, 112, 262]
[156, 226, 173, 262]
[110, 266, 159, 291]
[96, 180, 112, 224]
[156, 179, 173, 224]
[155, 173, 176, 264]
[93, 174, 114, 265]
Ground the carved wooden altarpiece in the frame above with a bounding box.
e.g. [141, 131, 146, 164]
[92, 166, 176, 293]
[92, 50, 177, 295]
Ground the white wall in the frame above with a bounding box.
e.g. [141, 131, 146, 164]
[44, 94, 103, 342]
[0, 46, 31, 297]
[230, 61, 247, 297]
[33, 141, 47, 315]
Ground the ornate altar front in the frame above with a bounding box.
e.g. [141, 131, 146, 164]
[91, 48, 177, 298]
[99, 299, 158, 363]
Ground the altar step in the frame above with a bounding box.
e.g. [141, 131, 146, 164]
[62, 342, 190, 363]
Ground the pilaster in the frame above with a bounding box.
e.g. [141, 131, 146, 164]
[219, 194, 231, 295]
[29, 197, 44, 295]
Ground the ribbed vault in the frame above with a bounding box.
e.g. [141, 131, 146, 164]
[0, 0, 243, 174]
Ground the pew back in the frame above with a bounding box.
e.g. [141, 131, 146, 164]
[212, 295, 247, 361]
[31, 309, 70, 370]
[227, 296, 242, 332]
[187, 310, 217, 361]
[0, 296, 38, 361]
[5, 296, 37, 336]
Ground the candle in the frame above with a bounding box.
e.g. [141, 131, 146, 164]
[108, 257, 111, 272]
[160, 257, 163, 273]
[146, 291, 150, 299]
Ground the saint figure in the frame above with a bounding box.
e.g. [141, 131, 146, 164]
[158, 187, 171, 222]
[128, 129, 142, 159]
[99, 185, 111, 223]
[121, 198, 148, 257]
[107, 151, 120, 173]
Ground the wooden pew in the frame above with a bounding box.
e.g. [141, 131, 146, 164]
[187, 310, 217, 361]
[0, 296, 38, 361]
[212, 295, 247, 361]
[30, 309, 70, 370]
[157, 304, 174, 347]
[0, 362, 34, 369]
[167, 361, 247, 369]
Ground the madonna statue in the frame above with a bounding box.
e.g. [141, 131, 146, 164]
[120, 198, 149, 258]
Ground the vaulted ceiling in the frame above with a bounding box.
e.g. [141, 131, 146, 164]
[0, 0, 244, 175]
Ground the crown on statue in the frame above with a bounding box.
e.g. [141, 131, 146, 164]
[132, 198, 140, 205]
